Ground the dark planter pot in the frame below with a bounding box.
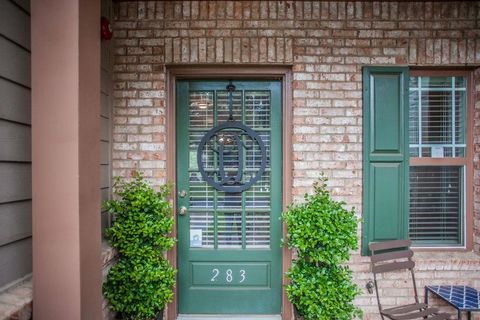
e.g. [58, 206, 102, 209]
[293, 305, 304, 320]
[116, 310, 163, 320]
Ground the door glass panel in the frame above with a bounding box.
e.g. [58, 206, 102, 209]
[189, 91, 214, 128]
[188, 87, 272, 249]
[217, 91, 242, 123]
[246, 211, 270, 248]
[245, 132, 271, 169]
[189, 172, 214, 209]
[217, 191, 242, 209]
[190, 211, 214, 248]
[245, 172, 270, 209]
[217, 211, 243, 248]
[245, 91, 271, 129]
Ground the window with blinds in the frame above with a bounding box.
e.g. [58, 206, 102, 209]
[409, 166, 463, 244]
[408, 75, 466, 246]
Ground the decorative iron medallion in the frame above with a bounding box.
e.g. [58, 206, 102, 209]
[196, 81, 268, 193]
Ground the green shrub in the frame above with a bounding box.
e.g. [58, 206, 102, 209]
[104, 174, 175, 259]
[103, 257, 175, 320]
[286, 261, 360, 320]
[282, 176, 361, 320]
[103, 173, 176, 319]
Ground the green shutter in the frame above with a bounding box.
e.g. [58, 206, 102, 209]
[362, 67, 410, 255]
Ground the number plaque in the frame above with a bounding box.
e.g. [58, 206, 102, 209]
[191, 262, 270, 287]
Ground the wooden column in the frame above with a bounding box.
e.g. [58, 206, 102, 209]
[31, 1, 102, 319]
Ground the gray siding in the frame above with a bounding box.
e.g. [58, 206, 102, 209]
[0, 1, 29, 50]
[0, 163, 31, 203]
[0, 78, 30, 124]
[101, 0, 113, 235]
[0, 0, 31, 288]
[0, 238, 32, 288]
[0, 37, 30, 87]
[0, 120, 31, 161]
[0, 201, 31, 246]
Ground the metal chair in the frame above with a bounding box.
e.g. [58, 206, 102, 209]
[369, 240, 451, 320]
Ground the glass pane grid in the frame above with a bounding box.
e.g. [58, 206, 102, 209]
[188, 88, 272, 250]
[408, 76, 466, 158]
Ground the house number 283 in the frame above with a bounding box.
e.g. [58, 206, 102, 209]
[211, 269, 246, 283]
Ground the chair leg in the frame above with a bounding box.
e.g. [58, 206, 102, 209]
[458, 310, 461, 320]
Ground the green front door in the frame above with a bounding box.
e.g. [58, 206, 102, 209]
[176, 80, 282, 314]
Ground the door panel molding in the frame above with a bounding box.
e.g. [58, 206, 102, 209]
[166, 65, 293, 320]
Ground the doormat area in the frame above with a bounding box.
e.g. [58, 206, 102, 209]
[177, 315, 282, 320]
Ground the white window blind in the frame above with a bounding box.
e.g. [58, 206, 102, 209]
[409, 166, 463, 245]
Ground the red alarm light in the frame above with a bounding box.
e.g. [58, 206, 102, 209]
[101, 16, 113, 40]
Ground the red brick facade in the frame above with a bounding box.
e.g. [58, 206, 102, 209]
[112, 2, 480, 319]
[474, 68, 480, 255]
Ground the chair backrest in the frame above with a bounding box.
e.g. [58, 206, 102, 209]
[369, 240, 419, 313]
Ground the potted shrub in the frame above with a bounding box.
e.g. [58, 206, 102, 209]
[282, 176, 362, 320]
[103, 172, 176, 320]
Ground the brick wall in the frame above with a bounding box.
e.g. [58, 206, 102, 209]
[112, 2, 480, 319]
[474, 68, 480, 254]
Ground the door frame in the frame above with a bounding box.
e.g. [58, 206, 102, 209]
[166, 65, 293, 320]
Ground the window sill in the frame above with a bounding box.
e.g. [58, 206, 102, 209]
[412, 246, 468, 252]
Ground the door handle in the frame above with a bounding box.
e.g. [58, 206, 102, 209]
[179, 206, 188, 216]
[178, 190, 187, 198]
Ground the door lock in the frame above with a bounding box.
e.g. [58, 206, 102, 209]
[179, 206, 188, 216]
[178, 190, 187, 198]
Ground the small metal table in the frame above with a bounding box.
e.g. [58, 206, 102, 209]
[425, 285, 480, 320]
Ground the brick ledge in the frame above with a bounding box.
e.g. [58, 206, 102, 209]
[0, 278, 32, 320]
[0, 242, 116, 320]
[102, 240, 117, 267]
